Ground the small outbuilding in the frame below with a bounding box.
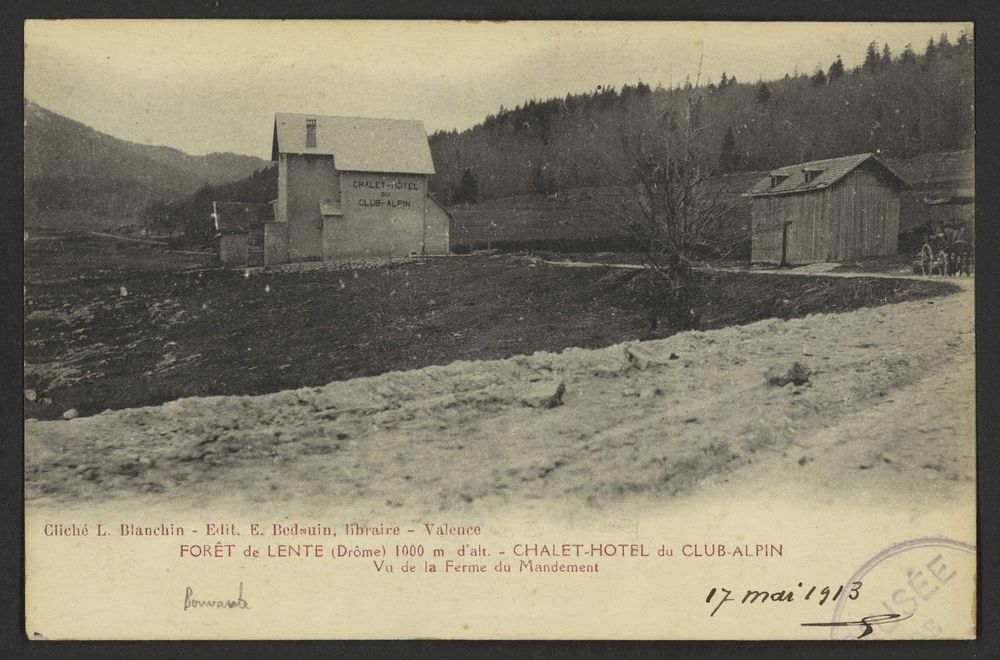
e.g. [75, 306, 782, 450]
[212, 201, 277, 266]
[745, 153, 908, 265]
[268, 112, 451, 264]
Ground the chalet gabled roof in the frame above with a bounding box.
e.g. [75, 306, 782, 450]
[271, 112, 436, 175]
[745, 153, 908, 197]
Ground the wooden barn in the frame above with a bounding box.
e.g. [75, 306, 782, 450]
[745, 153, 909, 265]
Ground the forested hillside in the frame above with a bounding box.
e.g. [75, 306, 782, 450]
[151, 32, 972, 248]
[429, 33, 973, 204]
[143, 165, 277, 244]
[24, 101, 268, 228]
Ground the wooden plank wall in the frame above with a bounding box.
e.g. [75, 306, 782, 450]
[750, 192, 827, 263]
[826, 169, 899, 260]
[752, 167, 900, 263]
[750, 197, 782, 263]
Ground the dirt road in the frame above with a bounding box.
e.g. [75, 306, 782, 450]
[25, 278, 974, 519]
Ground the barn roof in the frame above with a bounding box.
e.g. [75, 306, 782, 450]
[272, 112, 436, 175]
[212, 201, 274, 234]
[922, 188, 975, 205]
[886, 149, 973, 189]
[745, 153, 908, 197]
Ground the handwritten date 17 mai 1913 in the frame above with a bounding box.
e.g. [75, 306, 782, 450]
[706, 581, 862, 616]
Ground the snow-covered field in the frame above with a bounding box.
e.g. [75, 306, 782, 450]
[25, 278, 974, 520]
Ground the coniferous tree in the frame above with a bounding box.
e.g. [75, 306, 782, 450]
[827, 55, 845, 81]
[938, 32, 952, 56]
[688, 94, 704, 130]
[756, 82, 771, 104]
[863, 41, 881, 71]
[881, 43, 893, 65]
[530, 165, 547, 196]
[530, 164, 556, 196]
[719, 127, 739, 172]
[900, 43, 917, 65]
[955, 31, 971, 55]
[811, 65, 827, 86]
[454, 168, 479, 204]
[924, 37, 938, 65]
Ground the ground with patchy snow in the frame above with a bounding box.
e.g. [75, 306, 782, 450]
[25, 273, 974, 519]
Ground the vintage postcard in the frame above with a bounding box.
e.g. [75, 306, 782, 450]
[23, 19, 976, 639]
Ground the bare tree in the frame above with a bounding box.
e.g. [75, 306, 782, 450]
[591, 78, 739, 335]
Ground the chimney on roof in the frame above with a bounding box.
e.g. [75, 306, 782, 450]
[306, 117, 317, 148]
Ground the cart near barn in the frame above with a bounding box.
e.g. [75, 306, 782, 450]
[917, 221, 974, 277]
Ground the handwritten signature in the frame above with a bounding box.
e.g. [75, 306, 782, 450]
[801, 612, 913, 639]
[183, 582, 251, 611]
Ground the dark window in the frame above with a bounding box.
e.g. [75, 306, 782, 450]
[306, 118, 317, 148]
[770, 175, 787, 188]
[803, 169, 822, 184]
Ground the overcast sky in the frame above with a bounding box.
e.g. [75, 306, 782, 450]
[25, 20, 971, 159]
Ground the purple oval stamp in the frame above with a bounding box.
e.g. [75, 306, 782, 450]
[819, 537, 976, 640]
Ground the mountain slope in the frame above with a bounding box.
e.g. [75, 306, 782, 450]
[24, 101, 269, 227]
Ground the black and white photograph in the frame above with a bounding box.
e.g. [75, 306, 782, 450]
[22, 19, 977, 640]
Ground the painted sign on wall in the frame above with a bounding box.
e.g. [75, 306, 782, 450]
[352, 177, 421, 209]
